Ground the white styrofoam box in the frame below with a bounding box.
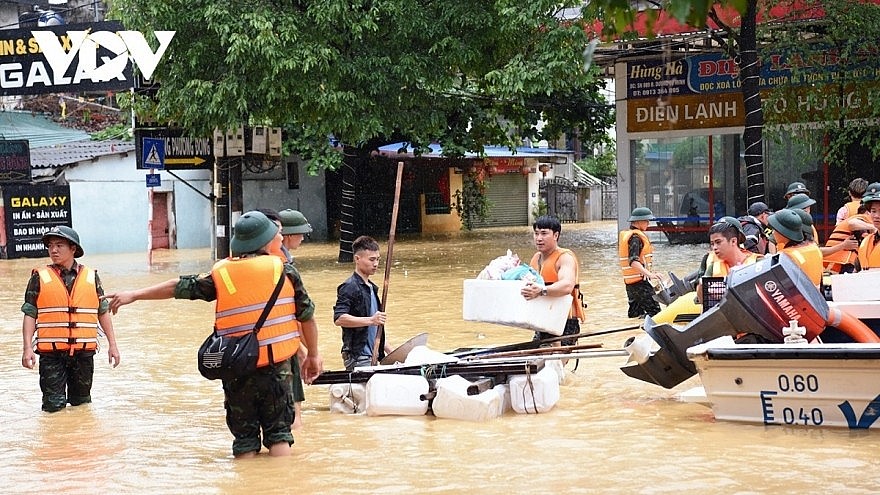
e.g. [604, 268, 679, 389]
[831, 270, 880, 302]
[329, 383, 366, 414]
[493, 383, 511, 415]
[462, 279, 573, 335]
[365, 374, 429, 416]
[404, 345, 459, 366]
[432, 375, 503, 422]
[508, 365, 560, 414]
[544, 358, 565, 384]
[828, 301, 880, 319]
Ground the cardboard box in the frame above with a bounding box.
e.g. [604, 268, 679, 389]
[462, 279, 572, 335]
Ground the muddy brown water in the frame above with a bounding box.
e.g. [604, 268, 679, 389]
[2, 221, 879, 494]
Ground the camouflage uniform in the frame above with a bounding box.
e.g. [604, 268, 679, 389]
[174, 260, 315, 455]
[21, 261, 110, 413]
[223, 359, 294, 455]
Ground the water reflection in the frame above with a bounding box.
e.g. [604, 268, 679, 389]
[3, 222, 880, 494]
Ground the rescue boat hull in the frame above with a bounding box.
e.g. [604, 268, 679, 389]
[687, 337, 880, 429]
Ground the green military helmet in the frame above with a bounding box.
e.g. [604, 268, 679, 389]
[861, 182, 880, 204]
[786, 193, 816, 211]
[785, 181, 810, 197]
[628, 207, 655, 222]
[230, 211, 277, 255]
[792, 208, 814, 238]
[719, 216, 744, 234]
[41, 225, 84, 258]
[768, 209, 804, 243]
[279, 209, 313, 235]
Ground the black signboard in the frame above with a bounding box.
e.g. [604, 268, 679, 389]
[2, 184, 72, 259]
[1, 21, 131, 96]
[0, 140, 31, 183]
[135, 128, 214, 170]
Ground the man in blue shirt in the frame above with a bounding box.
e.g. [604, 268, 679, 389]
[333, 235, 393, 370]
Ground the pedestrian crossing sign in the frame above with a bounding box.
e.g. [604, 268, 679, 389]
[142, 138, 165, 169]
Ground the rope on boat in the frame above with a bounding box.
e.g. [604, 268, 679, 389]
[522, 363, 539, 415]
[345, 373, 359, 414]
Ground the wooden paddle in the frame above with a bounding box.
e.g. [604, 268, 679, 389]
[371, 161, 404, 366]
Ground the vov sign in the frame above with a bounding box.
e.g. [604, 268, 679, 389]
[1, 21, 174, 96]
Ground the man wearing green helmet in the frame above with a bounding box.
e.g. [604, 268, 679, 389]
[279, 208, 312, 261]
[278, 208, 312, 430]
[858, 182, 880, 270]
[104, 211, 324, 458]
[21, 225, 121, 412]
[618, 207, 662, 318]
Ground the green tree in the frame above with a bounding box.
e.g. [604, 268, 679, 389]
[576, 138, 616, 178]
[111, 0, 613, 168]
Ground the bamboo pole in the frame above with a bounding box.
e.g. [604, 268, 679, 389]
[371, 161, 404, 366]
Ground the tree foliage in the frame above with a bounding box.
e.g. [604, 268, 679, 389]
[110, 0, 613, 170]
[576, 137, 617, 177]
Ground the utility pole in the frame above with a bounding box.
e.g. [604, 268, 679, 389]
[214, 157, 230, 259]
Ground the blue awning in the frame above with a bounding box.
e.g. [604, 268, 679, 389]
[376, 142, 571, 160]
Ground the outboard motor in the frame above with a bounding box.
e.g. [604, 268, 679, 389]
[621, 254, 829, 388]
[653, 270, 699, 306]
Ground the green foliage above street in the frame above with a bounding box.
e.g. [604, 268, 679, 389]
[110, 0, 613, 170]
[576, 137, 616, 178]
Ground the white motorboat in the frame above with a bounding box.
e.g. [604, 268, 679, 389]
[687, 335, 880, 428]
[622, 255, 880, 429]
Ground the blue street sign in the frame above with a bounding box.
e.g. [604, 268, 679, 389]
[146, 173, 161, 187]
[142, 137, 165, 170]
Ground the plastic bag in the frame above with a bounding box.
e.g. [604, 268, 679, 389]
[477, 249, 520, 280]
[501, 264, 544, 285]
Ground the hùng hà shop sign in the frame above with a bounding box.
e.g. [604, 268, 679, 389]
[0, 21, 174, 96]
[2, 184, 72, 259]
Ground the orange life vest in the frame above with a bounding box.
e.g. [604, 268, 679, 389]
[858, 234, 880, 270]
[776, 225, 819, 251]
[780, 242, 824, 286]
[842, 200, 860, 221]
[211, 255, 300, 367]
[529, 248, 586, 321]
[34, 266, 99, 355]
[823, 213, 869, 273]
[618, 229, 653, 285]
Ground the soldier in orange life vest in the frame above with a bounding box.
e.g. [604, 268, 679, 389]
[259, 207, 310, 430]
[769, 209, 824, 286]
[21, 226, 120, 413]
[824, 207, 874, 274]
[619, 207, 662, 318]
[836, 178, 868, 224]
[521, 216, 586, 348]
[857, 183, 880, 270]
[105, 211, 323, 459]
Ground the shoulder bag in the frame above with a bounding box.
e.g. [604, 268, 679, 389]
[197, 272, 287, 380]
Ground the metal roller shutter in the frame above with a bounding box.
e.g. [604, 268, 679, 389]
[472, 173, 529, 228]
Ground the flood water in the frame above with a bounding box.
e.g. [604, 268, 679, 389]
[3, 221, 880, 494]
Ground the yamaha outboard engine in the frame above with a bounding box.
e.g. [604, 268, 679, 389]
[621, 254, 829, 388]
